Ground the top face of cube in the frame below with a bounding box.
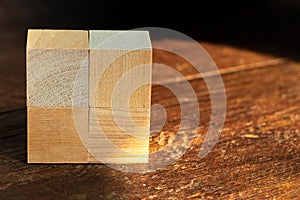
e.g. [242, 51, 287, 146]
[89, 30, 152, 50]
[27, 30, 89, 49]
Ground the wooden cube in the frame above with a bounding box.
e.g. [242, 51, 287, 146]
[89, 30, 152, 108]
[26, 30, 89, 107]
[89, 107, 150, 163]
[27, 107, 88, 163]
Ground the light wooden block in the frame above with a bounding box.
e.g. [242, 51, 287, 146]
[27, 107, 88, 163]
[89, 107, 150, 163]
[26, 29, 89, 107]
[89, 30, 152, 108]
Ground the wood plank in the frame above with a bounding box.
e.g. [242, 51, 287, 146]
[26, 30, 89, 107]
[148, 61, 300, 199]
[151, 40, 281, 80]
[27, 107, 88, 163]
[4, 60, 298, 198]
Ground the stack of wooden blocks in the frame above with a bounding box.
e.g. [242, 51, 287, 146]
[27, 30, 152, 163]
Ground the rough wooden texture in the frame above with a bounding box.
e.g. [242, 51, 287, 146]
[26, 30, 89, 107]
[1, 31, 300, 198]
[27, 107, 88, 163]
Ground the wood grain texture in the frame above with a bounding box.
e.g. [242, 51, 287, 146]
[89, 50, 152, 108]
[2, 2, 300, 198]
[89, 31, 152, 108]
[89, 30, 151, 50]
[27, 107, 88, 163]
[87, 31, 152, 164]
[2, 26, 300, 198]
[26, 30, 89, 107]
[89, 107, 150, 163]
[27, 29, 88, 49]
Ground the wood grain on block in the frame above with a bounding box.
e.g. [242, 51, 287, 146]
[27, 107, 88, 163]
[27, 29, 88, 49]
[89, 30, 152, 108]
[89, 107, 150, 163]
[26, 30, 89, 107]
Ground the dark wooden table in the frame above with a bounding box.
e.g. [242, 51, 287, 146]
[1, 4, 300, 200]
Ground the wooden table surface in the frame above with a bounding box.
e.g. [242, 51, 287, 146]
[0, 4, 300, 199]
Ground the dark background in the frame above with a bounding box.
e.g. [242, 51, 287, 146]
[1, 0, 300, 110]
[1, 0, 300, 59]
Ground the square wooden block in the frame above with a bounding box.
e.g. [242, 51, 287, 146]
[26, 29, 89, 107]
[28, 107, 88, 163]
[89, 31, 152, 108]
[89, 107, 150, 163]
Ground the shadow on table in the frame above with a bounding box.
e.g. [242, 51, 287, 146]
[0, 109, 27, 162]
[0, 109, 134, 199]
